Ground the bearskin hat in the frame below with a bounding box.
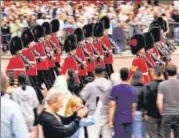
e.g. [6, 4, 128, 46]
[83, 23, 94, 38]
[74, 28, 85, 43]
[64, 34, 77, 53]
[100, 16, 110, 29]
[149, 20, 160, 31]
[32, 25, 44, 40]
[130, 34, 145, 55]
[10, 36, 24, 55]
[150, 26, 161, 43]
[51, 19, 60, 33]
[93, 22, 104, 37]
[21, 28, 34, 48]
[163, 20, 168, 33]
[155, 17, 164, 30]
[42, 22, 52, 35]
[143, 32, 154, 50]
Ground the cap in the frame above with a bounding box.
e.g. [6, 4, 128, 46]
[143, 32, 154, 50]
[100, 16, 110, 29]
[42, 22, 52, 35]
[9, 36, 24, 55]
[83, 23, 94, 38]
[21, 28, 34, 47]
[74, 28, 85, 43]
[95, 64, 106, 74]
[150, 26, 161, 43]
[93, 22, 104, 37]
[32, 25, 44, 40]
[64, 34, 77, 53]
[130, 34, 145, 55]
[51, 19, 60, 33]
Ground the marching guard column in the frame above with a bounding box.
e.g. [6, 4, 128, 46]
[93, 22, 106, 68]
[50, 19, 63, 75]
[83, 23, 96, 77]
[100, 16, 114, 76]
[129, 34, 150, 84]
[21, 28, 44, 102]
[74, 28, 90, 82]
[6, 37, 27, 80]
[60, 34, 80, 84]
[32, 25, 52, 89]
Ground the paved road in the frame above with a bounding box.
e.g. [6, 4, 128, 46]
[1, 54, 179, 73]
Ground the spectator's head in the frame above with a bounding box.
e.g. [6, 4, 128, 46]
[131, 71, 143, 85]
[166, 63, 178, 77]
[65, 95, 83, 116]
[18, 73, 30, 91]
[120, 67, 129, 81]
[151, 65, 162, 79]
[94, 65, 105, 78]
[84, 77, 94, 85]
[45, 90, 64, 113]
[1, 72, 8, 96]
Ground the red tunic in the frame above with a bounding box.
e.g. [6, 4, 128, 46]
[99, 36, 113, 64]
[152, 47, 160, 57]
[146, 52, 156, 81]
[22, 48, 37, 76]
[84, 43, 96, 72]
[76, 47, 88, 77]
[33, 43, 48, 70]
[6, 56, 26, 79]
[92, 41, 105, 67]
[49, 34, 62, 63]
[60, 55, 80, 83]
[129, 56, 150, 84]
[44, 40, 55, 68]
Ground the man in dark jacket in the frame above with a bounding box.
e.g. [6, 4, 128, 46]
[143, 65, 164, 138]
[37, 90, 87, 138]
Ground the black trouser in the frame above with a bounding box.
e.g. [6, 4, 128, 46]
[105, 64, 114, 78]
[88, 72, 94, 78]
[37, 70, 51, 90]
[29, 76, 44, 103]
[162, 115, 179, 138]
[144, 116, 163, 138]
[49, 68, 56, 84]
[54, 62, 60, 76]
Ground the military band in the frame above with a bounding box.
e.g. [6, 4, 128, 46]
[6, 16, 176, 103]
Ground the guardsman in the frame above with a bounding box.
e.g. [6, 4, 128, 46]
[21, 28, 44, 102]
[129, 34, 150, 84]
[60, 34, 80, 84]
[74, 27, 90, 82]
[42, 22, 57, 81]
[93, 22, 113, 78]
[82, 23, 96, 77]
[6, 36, 27, 80]
[50, 19, 63, 75]
[32, 25, 53, 89]
[93, 22, 105, 68]
[100, 16, 114, 76]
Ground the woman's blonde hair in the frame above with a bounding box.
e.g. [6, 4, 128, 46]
[65, 95, 83, 116]
[1, 72, 8, 94]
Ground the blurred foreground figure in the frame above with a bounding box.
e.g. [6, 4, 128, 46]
[1, 72, 30, 138]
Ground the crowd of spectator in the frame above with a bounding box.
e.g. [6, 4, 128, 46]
[1, 63, 179, 138]
[1, 1, 179, 54]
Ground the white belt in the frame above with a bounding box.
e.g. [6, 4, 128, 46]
[7, 68, 26, 71]
[142, 72, 149, 75]
[29, 61, 36, 64]
[41, 56, 47, 59]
